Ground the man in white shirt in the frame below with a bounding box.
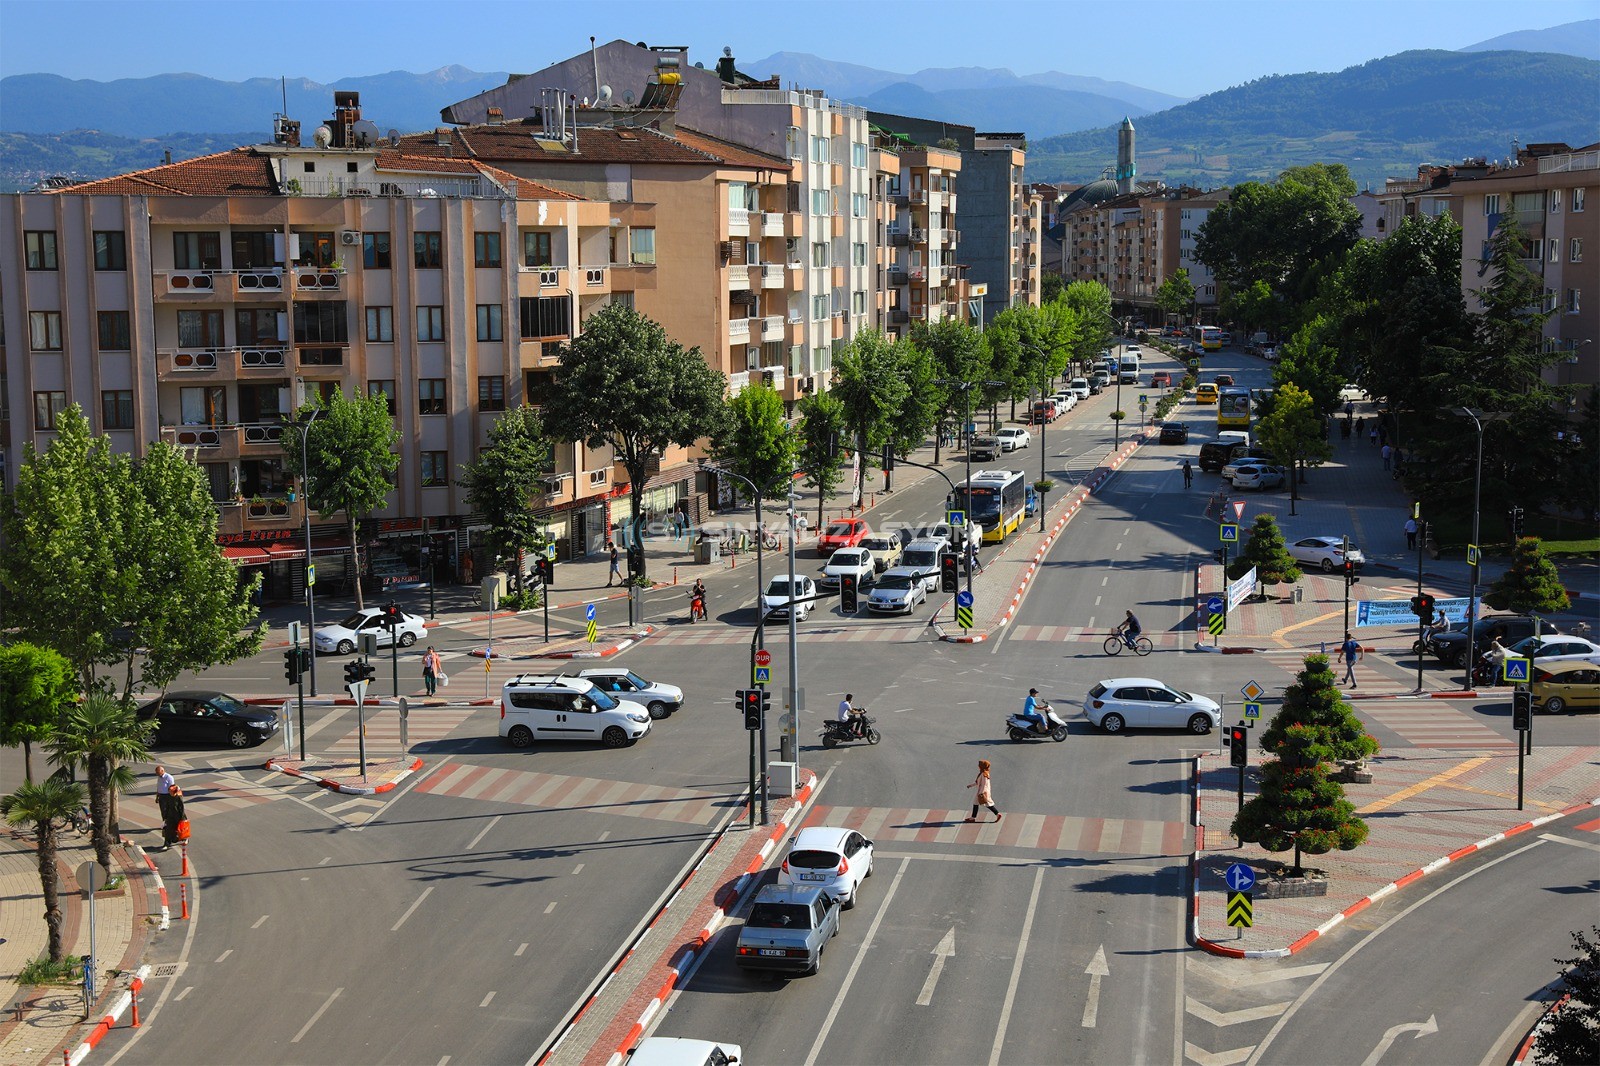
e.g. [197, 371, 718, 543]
[837, 694, 861, 738]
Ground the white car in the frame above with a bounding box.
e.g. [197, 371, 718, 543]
[1051, 391, 1077, 413]
[777, 825, 875, 909]
[574, 668, 683, 719]
[1508, 634, 1600, 667]
[498, 675, 652, 749]
[1085, 678, 1220, 734]
[996, 427, 1031, 452]
[628, 1038, 745, 1066]
[1286, 536, 1366, 573]
[762, 574, 816, 621]
[819, 547, 876, 590]
[314, 607, 426, 654]
[1067, 377, 1091, 399]
[867, 568, 929, 614]
[1230, 464, 1286, 491]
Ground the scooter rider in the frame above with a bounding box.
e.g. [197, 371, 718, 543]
[1021, 688, 1050, 734]
[689, 578, 708, 620]
[838, 694, 865, 738]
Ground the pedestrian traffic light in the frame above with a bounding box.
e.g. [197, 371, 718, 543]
[941, 553, 960, 593]
[1343, 558, 1360, 586]
[1509, 506, 1525, 542]
[740, 689, 763, 731]
[1413, 593, 1435, 619]
[1228, 725, 1249, 766]
[841, 573, 859, 613]
[343, 660, 362, 686]
[284, 649, 303, 683]
[1512, 687, 1533, 731]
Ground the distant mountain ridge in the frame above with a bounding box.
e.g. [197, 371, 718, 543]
[1460, 20, 1600, 61]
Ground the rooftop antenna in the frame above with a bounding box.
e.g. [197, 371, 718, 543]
[281, 76, 288, 116]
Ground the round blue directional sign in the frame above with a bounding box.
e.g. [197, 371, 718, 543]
[1206, 596, 1225, 615]
[585, 604, 597, 621]
[956, 590, 974, 608]
[1225, 862, 1256, 893]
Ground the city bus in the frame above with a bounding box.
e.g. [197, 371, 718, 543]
[948, 469, 1027, 544]
[1199, 326, 1224, 352]
[1217, 386, 1252, 430]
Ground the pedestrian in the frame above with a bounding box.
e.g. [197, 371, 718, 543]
[163, 782, 187, 850]
[422, 645, 443, 696]
[1340, 631, 1362, 688]
[1368, 424, 1379, 446]
[1381, 443, 1393, 471]
[966, 539, 984, 574]
[965, 759, 1002, 823]
[154, 765, 175, 833]
[1404, 517, 1418, 550]
[607, 542, 621, 586]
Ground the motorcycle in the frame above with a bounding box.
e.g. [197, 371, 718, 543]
[1005, 704, 1070, 742]
[687, 589, 707, 623]
[1410, 629, 1449, 657]
[819, 711, 880, 748]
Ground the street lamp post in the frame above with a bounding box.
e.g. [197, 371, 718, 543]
[935, 377, 1006, 593]
[1450, 407, 1508, 688]
[294, 408, 322, 696]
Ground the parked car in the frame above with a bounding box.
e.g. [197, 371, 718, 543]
[1086, 377, 1104, 395]
[1051, 391, 1078, 412]
[314, 607, 426, 655]
[817, 516, 870, 555]
[867, 568, 929, 614]
[820, 547, 876, 590]
[997, 427, 1032, 452]
[1195, 383, 1218, 404]
[970, 434, 1001, 461]
[1531, 661, 1600, 714]
[1285, 536, 1366, 573]
[1085, 678, 1220, 734]
[498, 675, 652, 749]
[777, 826, 875, 908]
[1067, 377, 1091, 400]
[762, 574, 817, 621]
[628, 1038, 745, 1066]
[1092, 369, 1112, 388]
[1230, 464, 1286, 491]
[1508, 634, 1600, 667]
[138, 691, 280, 749]
[572, 668, 683, 720]
[1433, 615, 1557, 668]
[1262, 346, 1280, 362]
[859, 535, 902, 572]
[735, 883, 841, 977]
[1159, 422, 1189, 444]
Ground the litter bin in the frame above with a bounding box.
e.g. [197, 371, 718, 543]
[1293, 586, 1304, 603]
[697, 537, 720, 565]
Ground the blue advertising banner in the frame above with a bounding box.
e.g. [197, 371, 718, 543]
[1355, 596, 1478, 628]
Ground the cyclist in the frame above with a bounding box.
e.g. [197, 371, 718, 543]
[1181, 459, 1193, 489]
[1116, 610, 1143, 650]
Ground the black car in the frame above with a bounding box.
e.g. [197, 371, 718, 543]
[138, 691, 281, 749]
[1432, 616, 1558, 668]
[1159, 422, 1189, 444]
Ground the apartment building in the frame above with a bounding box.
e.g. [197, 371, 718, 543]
[0, 92, 669, 597]
[882, 142, 968, 335]
[1057, 183, 1223, 321]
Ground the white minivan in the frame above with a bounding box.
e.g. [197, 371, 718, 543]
[900, 537, 951, 593]
[499, 675, 653, 749]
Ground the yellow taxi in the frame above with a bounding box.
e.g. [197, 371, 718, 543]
[1195, 383, 1219, 404]
[1531, 661, 1600, 714]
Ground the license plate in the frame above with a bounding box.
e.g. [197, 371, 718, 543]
[758, 948, 786, 957]
[799, 872, 826, 881]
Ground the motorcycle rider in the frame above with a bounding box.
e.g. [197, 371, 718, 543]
[689, 578, 708, 620]
[1423, 608, 1448, 644]
[837, 693, 865, 738]
[1021, 687, 1050, 734]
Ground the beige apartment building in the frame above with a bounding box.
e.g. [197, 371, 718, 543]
[1057, 184, 1222, 321]
[884, 143, 969, 334]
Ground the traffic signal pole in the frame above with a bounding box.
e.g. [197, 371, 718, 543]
[296, 646, 307, 761]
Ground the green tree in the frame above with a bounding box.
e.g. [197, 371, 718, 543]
[830, 333, 912, 500]
[50, 696, 151, 871]
[541, 305, 727, 582]
[0, 643, 76, 783]
[1560, 388, 1600, 521]
[1538, 926, 1600, 1066]
[796, 391, 847, 531]
[712, 381, 798, 501]
[1221, 279, 1283, 338]
[912, 319, 989, 465]
[1155, 268, 1196, 324]
[1484, 537, 1571, 614]
[1256, 383, 1332, 504]
[458, 406, 552, 597]
[883, 339, 939, 461]
[1040, 272, 1065, 304]
[280, 388, 401, 611]
[1, 776, 87, 963]
[1231, 654, 1378, 876]
[1274, 315, 1345, 418]
[1060, 280, 1114, 374]
[1234, 513, 1303, 590]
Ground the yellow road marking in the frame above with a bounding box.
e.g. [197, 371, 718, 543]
[1357, 756, 1490, 814]
[1437, 782, 1563, 810]
[1270, 608, 1345, 649]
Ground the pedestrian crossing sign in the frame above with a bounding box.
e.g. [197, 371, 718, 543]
[754, 666, 770, 686]
[1220, 523, 1239, 543]
[948, 510, 966, 528]
[1243, 701, 1261, 719]
[1227, 891, 1254, 928]
[1467, 543, 1480, 567]
[1502, 656, 1530, 683]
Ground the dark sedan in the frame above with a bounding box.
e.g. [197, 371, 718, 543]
[1159, 421, 1189, 444]
[138, 691, 281, 749]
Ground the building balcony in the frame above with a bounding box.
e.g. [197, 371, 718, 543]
[580, 266, 608, 289]
[889, 229, 910, 248]
[728, 266, 751, 290]
[911, 228, 927, 245]
[758, 366, 786, 390]
[729, 316, 753, 342]
[518, 266, 569, 292]
[888, 269, 909, 286]
[760, 212, 786, 238]
[727, 370, 751, 394]
[759, 264, 786, 289]
[890, 309, 910, 325]
[727, 207, 750, 235]
[157, 346, 290, 381]
[942, 228, 959, 246]
[760, 315, 786, 342]
[296, 347, 349, 371]
[785, 211, 805, 239]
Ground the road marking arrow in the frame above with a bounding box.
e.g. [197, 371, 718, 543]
[1183, 1041, 1254, 1066]
[1359, 1015, 1438, 1066]
[1081, 944, 1109, 1028]
[915, 927, 957, 1006]
[1185, 997, 1292, 1026]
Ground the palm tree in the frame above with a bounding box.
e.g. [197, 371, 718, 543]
[1, 777, 87, 963]
[49, 696, 151, 870]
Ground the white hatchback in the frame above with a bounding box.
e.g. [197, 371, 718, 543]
[1085, 678, 1220, 734]
[997, 427, 1031, 452]
[776, 826, 875, 909]
[314, 607, 426, 655]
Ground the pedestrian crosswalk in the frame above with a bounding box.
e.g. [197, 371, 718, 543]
[1350, 701, 1517, 750]
[1008, 625, 1189, 648]
[413, 762, 735, 826]
[648, 622, 928, 647]
[800, 804, 1190, 857]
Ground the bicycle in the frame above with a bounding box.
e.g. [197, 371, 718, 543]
[65, 806, 91, 836]
[1103, 631, 1153, 656]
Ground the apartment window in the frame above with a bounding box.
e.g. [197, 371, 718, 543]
[416, 306, 445, 341]
[522, 231, 553, 267]
[362, 232, 391, 269]
[1549, 238, 1560, 262]
[852, 143, 867, 169]
[1572, 238, 1584, 263]
[367, 380, 396, 416]
[478, 376, 506, 411]
[296, 232, 335, 268]
[519, 295, 571, 339]
[420, 451, 449, 487]
[852, 290, 866, 315]
[1567, 289, 1581, 314]
[365, 306, 394, 342]
[97, 310, 131, 352]
[101, 390, 134, 430]
[853, 242, 867, 267]
[476, 304, 503, 341]
[414, 231, 442, 268]
[24, 231, 59, 270]
[812, 242, 828, 268]
[1574, 188, 1586, 212]
[630, 227, 656, 266]
[588, 469, 608, 487]
[1483, 194, 1501, 216]
[33, 391, 67, 430]
[852, 193, 867, 218]
[173, 231, 222, 270]
[811, 135, 828, 163]
[93, 231, 127, 271]
[292, 303, 347, 344]
[1551, 189, 1562, 213]
[419, 379, 447, 415]
[812, 294, 829, 321]
[29, 311, 63, 351]
[812, 189, 830, 216]
[474, 232, 502, 268]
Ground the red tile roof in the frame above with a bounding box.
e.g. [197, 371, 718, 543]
[396, 120, 788, 171]
[50, 148, 277, 196]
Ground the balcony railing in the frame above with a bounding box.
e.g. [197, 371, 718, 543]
[287, 175, 515, 200]
[159, 346, 289, 377]
[729, 317, 751, 340]
[582, 267, 607, 287]
[761, 315, 785, 341]
[760, 212, 786, 237]
[728, 266, 751, 290]
[759, 264, 785, 288]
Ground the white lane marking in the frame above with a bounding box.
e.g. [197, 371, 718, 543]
[1095, 595, 1102, 606]
[1116, 542, 1123, 551]
[291, 987, 343, 1043]
[391, 887, 434, 931]
[572, 863, 585, 875]
[1081, 945, 1109, 1028]
[1539, 832, 1600, 853]
[598, 831, 611, 842]
[1187, 997, 1292, 1025]
[215, 949, 232, 963]
[437, 1058, 451, 1066]
[802, 857, 910, 1066]
[915, 928, 957, 1007]
[466, 815, 502, 851]
[515, 943, 529, 956]
[1101, 576, 1109, 586]
[480, 991, 496, 1008]
[989, 866, 1046, 1064]
[175, 986, 192, 1001]
[1359, 1015, 1438, 1066]
[251, 915, 268, 929]
[318, 857, 332, 866]
[543, 902, 557, 914]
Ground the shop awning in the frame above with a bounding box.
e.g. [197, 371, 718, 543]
[222, 546, 271, 566]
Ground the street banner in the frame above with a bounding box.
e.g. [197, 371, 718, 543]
[1355, 595, 1479, 628]
[1227, 566, 1256, 611]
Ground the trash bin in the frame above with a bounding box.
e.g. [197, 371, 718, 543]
[1293, 586, 1304, 603]
[697, 538, 720, 565]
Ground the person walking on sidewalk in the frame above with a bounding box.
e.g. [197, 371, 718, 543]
[965, 759, 1002, 823]
[1369, 424, 1379, 446]
[1381, 443, 1393, 471]
[154, 765, 175, 829]
[1404, 517, 1418, 551]
[607, 543, 621, 586]
[1340, 632, 1363, 688]
[422, 645, 443, 696]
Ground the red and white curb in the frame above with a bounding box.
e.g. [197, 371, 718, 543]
[1189, 753, 1600, 959]
[263, 755, 424, 795]
[63, 963, 150, 1066]
[1513, 992, 1571, 1063]
[134, 845, 170, 931]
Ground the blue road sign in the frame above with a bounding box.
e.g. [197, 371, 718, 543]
[1224, 862, 1256, 893]
[1503, 657, 1531, 683]
[1206, 595, 1225, 615]
[755, 666, 771, 684]
[949, 510, 966, 527]
[1220, 524, 1239, 543]
[956, 590, 974, 608]
[585, 603, 597, 622]
[1243, 701, 1262, 719]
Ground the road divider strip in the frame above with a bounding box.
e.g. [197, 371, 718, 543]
[63, 963, 150, 1066]
[133, 845, 170, 931]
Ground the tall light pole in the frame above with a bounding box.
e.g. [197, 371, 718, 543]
[294, 408, 322, 696]
[1449, 407, 1508, 688]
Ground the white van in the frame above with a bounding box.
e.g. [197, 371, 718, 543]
[499, 675, 653, 749]
[901, 537, 951, 592]
[628, 1038, 743, 1066]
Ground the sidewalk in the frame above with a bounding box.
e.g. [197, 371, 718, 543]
[1191, 745, 1600, 958]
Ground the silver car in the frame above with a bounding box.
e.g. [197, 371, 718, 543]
[735, 883, 840, 976]
[868, 568, 928, 614]
[1286, 536, 1366, 573]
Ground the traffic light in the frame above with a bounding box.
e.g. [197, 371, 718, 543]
[941, 553, 960, 593]
[1228, 725, 1249, 767]
[1512, 688, 1533, 731]
[1213, 548, 1226, 565]
[380, 602, 401, 630]
[343, 660, 363, 686]
[1509, 506, 1525, 542]
[1414, 593, 1435, 619]
[284, 648, 303, 683]
[882, 445, 895, 473]
[739, 689, 763, 731]
[1343, 558, 1360, 586]
[841, 573, 859, 613]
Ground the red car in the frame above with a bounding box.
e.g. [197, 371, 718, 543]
[818, 516, 871, 555]
[1214, 374, 1235, 387]
[1151, 371, 1172, 388]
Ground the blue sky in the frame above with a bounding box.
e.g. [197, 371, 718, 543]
[1, 0, 1595, 98]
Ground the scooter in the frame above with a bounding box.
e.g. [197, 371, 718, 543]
[687, 589, 707, 623]
[1410, 629, 1449, 657]
[820, 711, 880, 748]
[1005, 704, 1070, 742]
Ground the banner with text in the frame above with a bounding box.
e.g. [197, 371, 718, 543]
[1355, 596, 1479, 628]
[1228, 567, 1257, 611]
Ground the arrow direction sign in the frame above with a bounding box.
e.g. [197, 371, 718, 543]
[1224, 862, 1256, 892]
[585, 603, 597, 622]
[1206, 595, 1225, 615]
[915, 928, 956, 1006]
[1359, 1015, 1438, 1066]
[1081, 944, 1109, 1028]
[956, 590, 974, 608]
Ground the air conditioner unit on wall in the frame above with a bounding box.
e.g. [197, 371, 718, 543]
[340, 230, 361, 246]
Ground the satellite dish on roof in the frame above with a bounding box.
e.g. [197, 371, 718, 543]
[313, 125, 334, 148]
[388, 129, 400, 147]
[352, 119, 381, 146]
[623, 90, 636, 106]
[598, 85, 612, 104]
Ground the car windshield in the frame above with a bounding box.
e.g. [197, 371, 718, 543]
[787, 848, 842, 869]
[622, 671, 649, 687]
[903, 550, 938, 569]
[767, 578, 798, 595]
[209, 694, 247, 715]
[825, 523, 855, 538]
[748, 903, 812, 928]
[832, 551, 866, 566]
[863, 539, 893, 551]
[877, 575, 913, 591]
[336, 613, 370, 629]
[586, 688, 619, 711]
